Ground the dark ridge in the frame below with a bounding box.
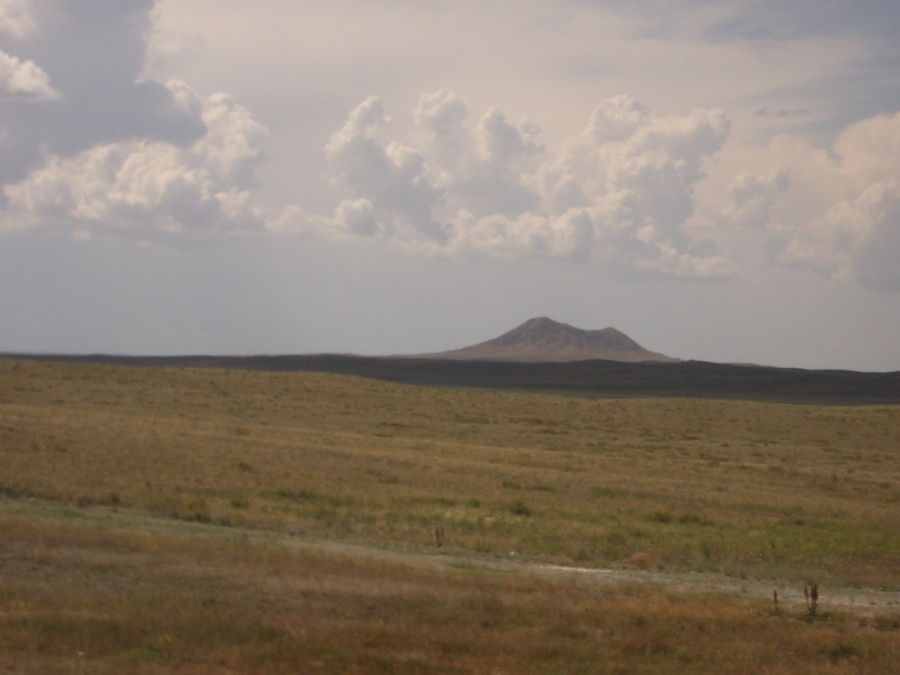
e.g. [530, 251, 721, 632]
[6, 353, 899, 404]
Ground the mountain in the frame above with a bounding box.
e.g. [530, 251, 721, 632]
[419, 317, 680, 363]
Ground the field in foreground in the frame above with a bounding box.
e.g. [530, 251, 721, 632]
[1, 358, 898, 672]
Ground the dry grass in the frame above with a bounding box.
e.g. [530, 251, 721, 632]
[1, 515, 897, 674]
[1, 357, 898, 671]
[2, 358, 896, 585]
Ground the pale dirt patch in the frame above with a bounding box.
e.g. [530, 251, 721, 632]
[530, 563, 900, 615]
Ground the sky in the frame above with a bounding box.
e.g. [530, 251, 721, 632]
[1, 0, 899, 371]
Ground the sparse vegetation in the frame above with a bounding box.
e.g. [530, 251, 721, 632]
[0, 357, 898, 672]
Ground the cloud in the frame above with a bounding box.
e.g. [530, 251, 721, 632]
[582, 94, 650, 144]
[2, 80, 268, 242]
[1, 1, 895, 293]
[852, 183, 900, 292]
[738, 110, 900, 291]
[315, 90, 734, 277]
[335, 198, 378, 236]
[477, 107, 543, 165]
[724, 169, 790, 229]
[752, 107, 811, 119]
[0, 50, 57, 99]
[0, 1, 273, 243]
[413, 88, 469, 159]
[0, 0, 205, 186]
[0, 0, 35, 41]
[451, 208, 595, 262]
[410, 89, 543, 221]
[780, 180, 900, 292]
[325, 95, 447, 242]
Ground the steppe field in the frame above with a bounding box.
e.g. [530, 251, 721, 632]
[1, 357, 898, 673]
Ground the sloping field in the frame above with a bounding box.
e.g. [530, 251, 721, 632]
[1, 357, 898, 672]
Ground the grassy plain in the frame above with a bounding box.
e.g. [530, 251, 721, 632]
[1, 357, 898, 672]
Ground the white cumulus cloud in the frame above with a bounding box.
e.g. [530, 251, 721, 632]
[325, 95, 447, 242]
[0, 2, 276, 243]
[313, 90, 734, 277]
[724, 169, 791, 229]
[2, 2, 897, 294]
[0, 50, 57, 99]
[739, 110, 900, 291]
[0, 0, 207, 188]
[2, 81, 269, 242]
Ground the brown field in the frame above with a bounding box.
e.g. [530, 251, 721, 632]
[1, 357, 898, 672]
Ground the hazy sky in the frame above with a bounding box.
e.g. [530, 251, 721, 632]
[1, 0, 899, 370]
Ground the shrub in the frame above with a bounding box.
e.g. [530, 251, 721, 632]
[510, 501, 531, 517]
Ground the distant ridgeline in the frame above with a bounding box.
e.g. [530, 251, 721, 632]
[6, 317, 899, 404]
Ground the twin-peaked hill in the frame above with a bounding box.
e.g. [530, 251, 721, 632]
[419, 317, 680, 363]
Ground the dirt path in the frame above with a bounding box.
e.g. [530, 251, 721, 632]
[530, 563, 899, 615]
[415, 549, 900, 615]
[3, 498, 898, 616]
